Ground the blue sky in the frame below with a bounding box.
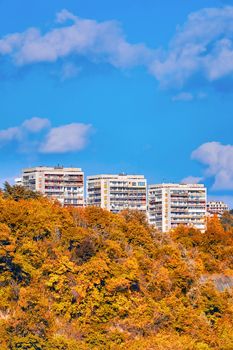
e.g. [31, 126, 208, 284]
[0, 0, 233, 206]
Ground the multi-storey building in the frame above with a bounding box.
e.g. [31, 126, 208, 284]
[148, 183, 207, 232]
[207, 201, 229, 217]
[14, 177, 22, 186]
[21, 166, 84, 207]
[86, 174, 147, 213]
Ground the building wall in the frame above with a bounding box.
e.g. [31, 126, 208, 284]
[14, 177, 22, 186]
[148, 183, 207, 232]
[21, 166, 84, 207]
[207, 201, 229, 217]
[87, 174, 147, 213]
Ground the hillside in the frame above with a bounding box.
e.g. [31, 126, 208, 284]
[0, 193, 233, 349]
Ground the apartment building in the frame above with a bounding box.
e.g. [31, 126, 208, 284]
[14, 177, 22, 186]
[21, 166, 84, 207]
[86, 174, 147, 213]
[207, 201, 229, 217]
[148, 183, 207, 232]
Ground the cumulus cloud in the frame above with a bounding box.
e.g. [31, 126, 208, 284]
[22, 117, 50, 132]
[0, 118, 92, 154]
[0, 117, 49, 146]
[181, 176, 203, 184]
[40, 123, 92, 153]
[149, 6, 233, 87]
[0, 9, 153, 69]
[0, 127, 22, 144]
[56, 9, 78, 23]
[1, 7, 233, 89]
[191, 141, 233, 190]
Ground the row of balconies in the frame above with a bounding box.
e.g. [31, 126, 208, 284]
[110, 195, 146, 198]
[44, 188, 83, 193]
[170, 196, 205, 201]
[45, 179, 82, 184]
[45, 175, 83, 179]
[110, 203, 146, 211]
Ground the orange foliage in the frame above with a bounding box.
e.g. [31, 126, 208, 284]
[0, 194, 232, 349]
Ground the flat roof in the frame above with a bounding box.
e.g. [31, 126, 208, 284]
[149, 183, 205, 188]
[22, 166, 83, 172]
[87, 174, 146, 180]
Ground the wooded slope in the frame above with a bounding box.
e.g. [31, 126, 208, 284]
[0, 191, 233, 349]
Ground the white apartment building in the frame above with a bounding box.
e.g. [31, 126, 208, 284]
[87, 174, 147, 213]
[14, 177, 22, 186]
[148, 183, 207, 232]
[21, 166, 84, 207]
[207, 201, 229, 217]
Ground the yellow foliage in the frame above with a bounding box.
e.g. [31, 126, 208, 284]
[0, 195, 233, 349]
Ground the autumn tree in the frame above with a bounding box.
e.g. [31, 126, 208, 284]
[3, 182, 42, 201]
[0, 195, 232, 349]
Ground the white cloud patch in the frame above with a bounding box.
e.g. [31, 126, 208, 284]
[0, 118, 92, 154]
[192, 141, 233, 190]
[40, 123, 92, 153]
[56, 9, 78, 23]
[22, 117, 50, 132]
[0, 127, 22, 144]
[1, 7, 233, 89]
[181, 176, 203, 184]
[149, 6, 233, 87]
[172, 91, 208, 102]
[172, 92, 193, 102]
[0, 117, 49, 146]
[0, 9, 153, 69]
[60, 62, 82, 80]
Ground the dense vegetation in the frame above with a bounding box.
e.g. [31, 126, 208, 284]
[0, 188, 233, 349]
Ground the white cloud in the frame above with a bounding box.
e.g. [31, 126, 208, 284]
[22, 117, 50, 132]
[172, 91, 208, 102]
[56, 9, 78, 23]
[0, 118, 92, 154]
[149, 6, 233, 87]
[60, 62, 82, 80]
[0, 117, 49, 145]
[40, 123, 92, 153]
[1, 7, 233, 89]
[205, 38, 233, 80]
[192, 142, 233, 190]
[0, 10, 153, 69]
[172, 92, 193, 102]
[181, 176, 203, 184]
[0, 127, 22, 144]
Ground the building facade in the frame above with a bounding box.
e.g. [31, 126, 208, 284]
[21, 166, 84, 207]
[148, 183, 207, 232]
[86, 174, 147, 213]
[14, 177, 22, 186]
[207, 201, 229, 217]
